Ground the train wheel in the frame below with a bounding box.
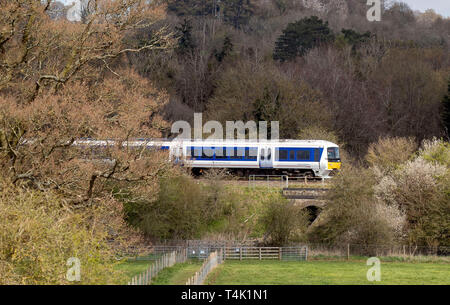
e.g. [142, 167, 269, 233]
[304, 170, 315, 178]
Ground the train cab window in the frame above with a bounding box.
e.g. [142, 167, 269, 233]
[289, 150, 296, 161]
[278, 149, 288, 161]
[327, 147, 341, 162]
[297, 150, 310, 161]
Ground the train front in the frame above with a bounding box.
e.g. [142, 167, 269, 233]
[327, 146, 341, 174]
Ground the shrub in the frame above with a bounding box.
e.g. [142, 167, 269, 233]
[260, 199, 309, 246]
[390, 157, 448, 248]
[139, 175, 225, 240]
[419, 138, 450, 168]
[372, 139, 450, 249]
[309, 166, 398, 252]
[366, 137, 417, 172]
[0, 178, 126, 284]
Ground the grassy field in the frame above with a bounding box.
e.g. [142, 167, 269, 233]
[151, 260, 203, 285]
[115, 258, 203, 285]
[115, 259, 154, 281]
[205, 260, 450, 285]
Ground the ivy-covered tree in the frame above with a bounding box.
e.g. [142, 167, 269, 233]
[273, 16, 334, 62]
[222, 0, 254, 29]
[341, 29, 371, 46]
[215, 35, 233, 62]
[442, 79, 450, 136]
[167, 0, 214, 17]
[175, 19, 196, 55]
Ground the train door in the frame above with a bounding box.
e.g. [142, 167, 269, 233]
[170, 143, 183, 165]
[259, 146, 273, 169]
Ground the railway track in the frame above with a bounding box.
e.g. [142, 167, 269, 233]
[282, 188, 329, 200]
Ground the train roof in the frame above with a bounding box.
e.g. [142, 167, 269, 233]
[75, 138, 339, 147]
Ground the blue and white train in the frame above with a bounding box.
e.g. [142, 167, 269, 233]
[75, 139, 341, 178]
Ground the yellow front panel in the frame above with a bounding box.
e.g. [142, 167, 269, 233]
[328, 162, 342, 170]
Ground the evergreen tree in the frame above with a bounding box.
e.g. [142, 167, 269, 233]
[273, 16, 334, 62]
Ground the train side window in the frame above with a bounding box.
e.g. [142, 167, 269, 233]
[261, 149, 265, 161]
[267, 148, 271, 161]
[289, 150, 296, 161]
[202, 147, 214, 159]
[279, 150, 288, 161]
[215, 147, 227, 159]
[231, 148, 238, 158]
[314, 149, 321, 162]
[297, 150, 310, 161]
[237, 148, 244, 159]
[226, 147, 234, 158]
[245, 148, 257, 161]
[192, 147, 202, 158]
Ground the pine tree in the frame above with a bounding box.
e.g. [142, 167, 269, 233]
[273, 16, 334, 62]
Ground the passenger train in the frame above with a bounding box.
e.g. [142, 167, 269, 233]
[75, 139, 341, 179]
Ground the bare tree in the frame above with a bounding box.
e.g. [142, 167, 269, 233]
[0, 0, 174, 100]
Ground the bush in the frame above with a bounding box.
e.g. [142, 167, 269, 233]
[316, 139, 450, 251]
[309, 166, 399, 252]
[139, 175, 225, 240]
[419, 138, 450, 168]
[366, 137, 417, 172]
[370, 139, 449, 249]
[0, 178, 126, 284]
[260, 199, 309, 246]
[385, 143, 449, 248]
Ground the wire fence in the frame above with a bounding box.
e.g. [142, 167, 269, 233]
[144, 240, 450, 258]
[305, 243, 450, 258]
[123, 241, 448, 285]
[186, 249, 224, 285]
[128, 249, 187, 285]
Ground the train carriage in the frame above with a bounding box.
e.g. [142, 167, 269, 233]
[175, 139, 340, 178]
[74, 139, 341, 178]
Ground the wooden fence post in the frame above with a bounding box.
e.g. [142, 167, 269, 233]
[279, 247, 282, 260]
[347, 244, 350, 260]
[240, 247, 242, 261]
[259, 247, 262, 260]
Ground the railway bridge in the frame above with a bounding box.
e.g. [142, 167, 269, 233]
[282, 187, 330, 227]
